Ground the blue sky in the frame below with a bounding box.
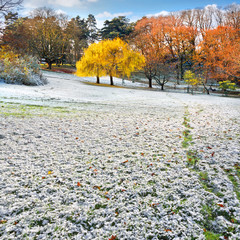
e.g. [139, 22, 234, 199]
[20, 0, 237, 27]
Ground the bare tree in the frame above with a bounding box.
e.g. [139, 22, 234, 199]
[214, 7, 225, 26]
[225, 3, 240, 29]
[195, 7, 214, 32]
[154, 61, 172, 91]
[0, 0, 22, 15]
[180, 9, 196, 27]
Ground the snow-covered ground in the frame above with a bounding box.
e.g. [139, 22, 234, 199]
[0, 72, 240, 239]
[0, 71, 206, 107]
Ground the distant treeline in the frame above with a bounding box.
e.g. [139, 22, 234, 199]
[0, 3, 240, 87]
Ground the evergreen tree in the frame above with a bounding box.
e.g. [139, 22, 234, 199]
[87, 14, 98, 43]
[100, 16, 134, 40]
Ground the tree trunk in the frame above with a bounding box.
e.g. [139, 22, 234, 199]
[110, 75, 114, 85]
[180, 57, 184, 80]
[203, 83, 210, 95]
[176, 65, 180, 84]
[149, 78, 152, 88]
[205, 89, 208, 95]
[161, 84, 164, 91]
[96, 76, 100, 84]
[48, 61, 52, 70]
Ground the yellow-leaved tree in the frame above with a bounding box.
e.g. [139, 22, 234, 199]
[76, 38, 145, 85]
[117, 48, 146, 81]
[76, 41, 106, 84]
[184, 70, 201, 94]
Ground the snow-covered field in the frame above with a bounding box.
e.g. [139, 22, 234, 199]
[0, 72, 240, 239]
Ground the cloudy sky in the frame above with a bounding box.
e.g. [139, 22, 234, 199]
[20, 0, 235, 27]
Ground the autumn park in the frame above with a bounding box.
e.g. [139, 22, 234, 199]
[0, 0, 240, 239]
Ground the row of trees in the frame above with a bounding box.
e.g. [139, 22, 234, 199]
[1, 3, 240, 90]
[132, 4, 240, 90]
[2, 8, 99, 68]
[1, 7, 134, 68]
[77, 4, 240, 89]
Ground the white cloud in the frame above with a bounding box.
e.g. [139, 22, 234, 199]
[23, 0, 96, 10]
[48, 0, 82, 8]
[96, 19, 105, 29]
[95, 11, 134, 29]
[23, 0, 49, 9]
[146, 10, 170, 18]
[55, 9, 67, 15]
[96, 11, 133, 19]
[204, 4, 218, 10]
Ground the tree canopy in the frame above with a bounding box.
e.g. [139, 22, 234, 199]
[1, 4, 240, 88]
[101, 16, 134, 40]
[196, 26, 240, 81]
[25, 7, 69, 69]
[76, 38, 145, 85]
[76, 41, 105, 84]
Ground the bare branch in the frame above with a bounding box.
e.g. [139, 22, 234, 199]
[0, 0, 23, 15]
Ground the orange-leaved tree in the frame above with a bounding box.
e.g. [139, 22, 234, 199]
[134, 16, 168, 88]
[165, 23, 197, 81]
[196, 26, 240, 82]
[134, 16, 197, 87]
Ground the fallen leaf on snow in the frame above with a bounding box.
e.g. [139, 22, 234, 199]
[109, 235, 117, 240]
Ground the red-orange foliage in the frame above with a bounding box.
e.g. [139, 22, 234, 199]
[134, 15, 198, 88]
[134, 16, 173, 87]
[197, 26, 240, 81]
[134, 13, 240, 88]
[134, 17, 157, 87]
[163, 22, 197, 80]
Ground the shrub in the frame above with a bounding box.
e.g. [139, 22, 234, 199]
[0, 48, 47, 86]
[184, 70, 201, 94]
[219, 80, 236, 93]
